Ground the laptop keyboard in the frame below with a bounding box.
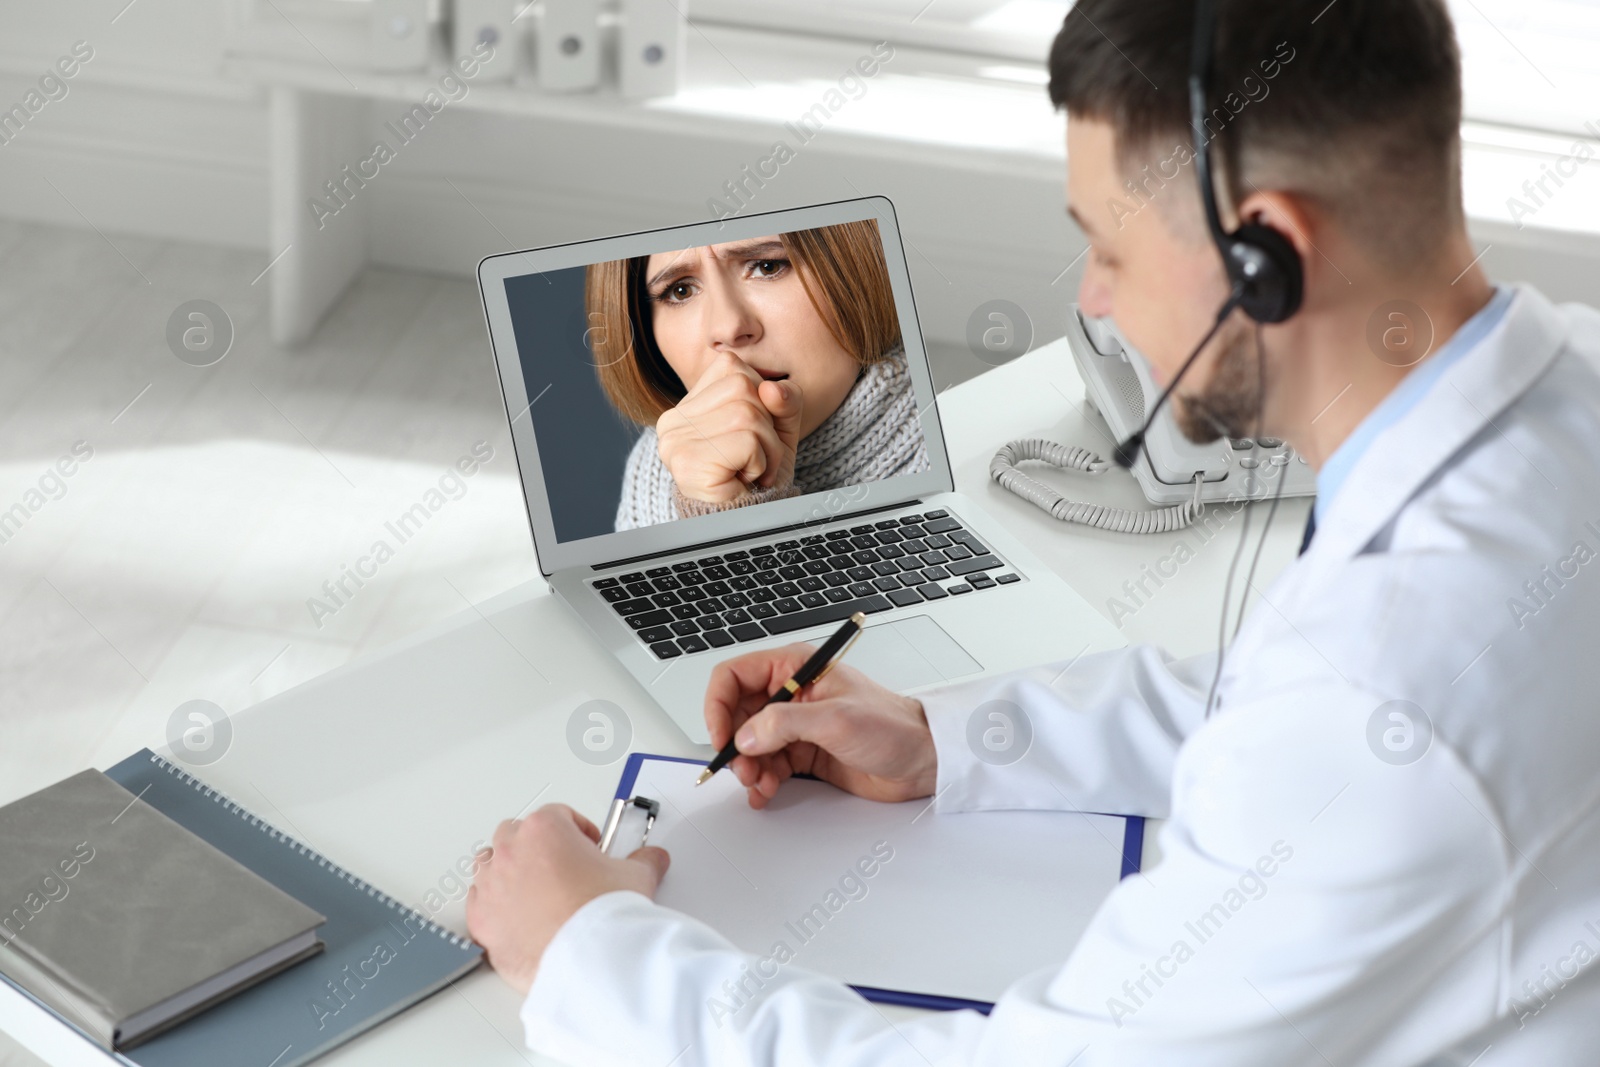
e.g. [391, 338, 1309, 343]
[588, 508, 1022, 660]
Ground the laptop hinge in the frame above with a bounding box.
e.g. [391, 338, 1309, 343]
[592, 499, 925, 571]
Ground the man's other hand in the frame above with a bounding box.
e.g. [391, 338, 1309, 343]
[466, 804, 669, 994]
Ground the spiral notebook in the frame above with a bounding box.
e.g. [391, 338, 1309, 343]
[603, 753, 1144, 1013]
[0, 749, 483, 1067]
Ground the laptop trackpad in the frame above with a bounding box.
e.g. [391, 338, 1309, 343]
[848, 615, 982, 691]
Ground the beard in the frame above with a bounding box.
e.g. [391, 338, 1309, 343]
[1172, 320, 1264, 444]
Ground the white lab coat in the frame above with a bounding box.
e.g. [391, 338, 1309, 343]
[520, 284, 1600, 1066]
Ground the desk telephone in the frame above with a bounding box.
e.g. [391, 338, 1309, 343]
[991, 306, 1315, 534]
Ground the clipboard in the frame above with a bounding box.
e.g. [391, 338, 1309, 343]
[601, 753, 1144, 1014]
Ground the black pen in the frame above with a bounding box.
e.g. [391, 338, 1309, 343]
[695, 611, 867, 786]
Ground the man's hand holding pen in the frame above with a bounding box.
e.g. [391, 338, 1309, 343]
[703, 642, 937, 809]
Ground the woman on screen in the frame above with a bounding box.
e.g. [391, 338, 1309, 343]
[585, 221, 930, 531]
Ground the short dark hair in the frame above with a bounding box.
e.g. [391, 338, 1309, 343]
[1048, 0, 1464, 263]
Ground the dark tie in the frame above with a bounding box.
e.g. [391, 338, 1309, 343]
[1298, 503, 1317, 557]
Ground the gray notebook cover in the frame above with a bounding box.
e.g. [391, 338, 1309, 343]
[0, 751, 483, 1067]
[0, 768, 326, 1048]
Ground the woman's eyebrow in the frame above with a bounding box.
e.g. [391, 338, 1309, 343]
[646, 239, 786, 290]
[716, 239, 786, 260]
[646, 249, 698, 291]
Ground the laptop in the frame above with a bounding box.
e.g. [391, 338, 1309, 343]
[478, 196, 1123, 744]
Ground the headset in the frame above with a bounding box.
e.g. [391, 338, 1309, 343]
[1107, 0, 1308, 716]
[994, 0, 1310, 530]
[1112, 0, 1304, 470]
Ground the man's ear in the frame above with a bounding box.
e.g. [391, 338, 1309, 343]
[1232, 186, 1318, 277]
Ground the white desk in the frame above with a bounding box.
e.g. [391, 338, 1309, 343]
[2, 337, 1310, 1067]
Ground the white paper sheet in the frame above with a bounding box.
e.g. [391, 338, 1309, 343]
[606, 757, 1138, 1006]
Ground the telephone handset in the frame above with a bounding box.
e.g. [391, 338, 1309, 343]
[990, 306, 1314, 533]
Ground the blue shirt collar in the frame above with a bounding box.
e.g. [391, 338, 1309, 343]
[1314, 285, 1515, 523]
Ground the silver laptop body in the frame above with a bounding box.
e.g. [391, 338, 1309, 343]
[479, 196, 1122, 744]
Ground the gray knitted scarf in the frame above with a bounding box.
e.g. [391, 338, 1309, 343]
[615, 345, 930, 530]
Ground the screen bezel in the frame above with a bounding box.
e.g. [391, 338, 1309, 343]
[477, 196, 954, 576]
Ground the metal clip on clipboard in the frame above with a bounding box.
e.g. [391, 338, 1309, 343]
[599, 794, 660, 855]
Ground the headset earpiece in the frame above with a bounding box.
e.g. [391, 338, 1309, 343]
[1224, 221, 1303, 324]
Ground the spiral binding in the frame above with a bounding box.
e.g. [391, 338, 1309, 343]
[144, 752, 475, 951]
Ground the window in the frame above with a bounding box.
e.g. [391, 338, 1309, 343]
[691, 0, 1073, 63]
[697, 0, 1600, 137]
[1448, 0, 1600, 136]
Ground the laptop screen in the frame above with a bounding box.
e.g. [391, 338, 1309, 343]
[501, 219, 934, 544]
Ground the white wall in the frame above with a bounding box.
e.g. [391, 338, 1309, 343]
[0, 0, 266, 245]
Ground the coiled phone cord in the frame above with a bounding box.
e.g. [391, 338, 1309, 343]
[989, 438, 1205, 534]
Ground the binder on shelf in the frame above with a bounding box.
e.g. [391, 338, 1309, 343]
[534, 0, 602, 92]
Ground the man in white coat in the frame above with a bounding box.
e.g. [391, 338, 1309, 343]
[466, 0, 1600, 1062]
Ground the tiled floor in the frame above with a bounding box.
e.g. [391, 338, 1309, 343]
[0, 219, 542, 816]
